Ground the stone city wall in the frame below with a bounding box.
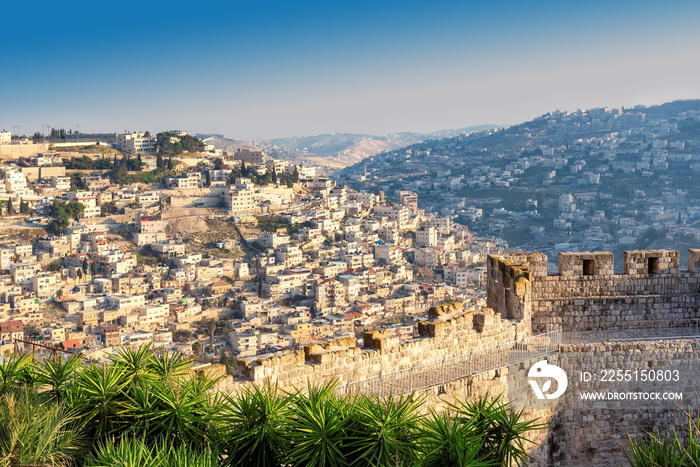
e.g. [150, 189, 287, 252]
[0, 143, 49, 159]
[490, 249, 700, 333]
[20, 166, 67, 181]
[543, 340, 700, 466]
[234, 302, 527, 391]
[219, 250, 700, 466]
[415, 339, 700, 466]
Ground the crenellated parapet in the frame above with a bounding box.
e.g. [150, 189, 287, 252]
[234, 302, 527, 388]
[489, 249, 700, 333]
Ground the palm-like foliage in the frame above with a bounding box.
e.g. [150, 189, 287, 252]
[214, 381, 294, 467]
[416, 411, 493, 467]
[70, 363, 130, 440]
[110, 341, 158, 385]
[35, 354, 84, 401]
[120, 376, 220, 449]
[146, 349, 192, 380]
[452, 395, 544, 466]
[0, 352, 545, 467]
[0, 352, 36, 396]
[84, 436, 218, 467]
[345, 393, 423, 466]
[0, 390, 86, 467]
[624, 415, 700, 467]
[284, 382, 352, 467]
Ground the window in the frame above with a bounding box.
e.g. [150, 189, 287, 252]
[583, 259, 594, 276]
[648, 257, 660, 275]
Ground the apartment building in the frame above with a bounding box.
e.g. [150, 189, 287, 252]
[233, 149, 268, 164]
[226, 188, 255, 214]
[416, 226, 437, 247]
[0, 320, 23, 345]
[31, 273, 59, 299]
[117, 132, 157, 154]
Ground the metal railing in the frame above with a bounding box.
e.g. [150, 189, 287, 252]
[562, 319, 700, 344]
[343, 329, 561, 397]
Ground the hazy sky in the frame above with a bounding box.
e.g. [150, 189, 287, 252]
[2, 0, 700, 139]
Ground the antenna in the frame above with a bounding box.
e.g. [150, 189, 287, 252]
[76, 124, 80, 134]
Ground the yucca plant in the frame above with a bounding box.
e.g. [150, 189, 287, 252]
[112, 372, 220, 450]
[416, 410, 493, 467]
[624, 414, 700, 467]
[284, 382, 352, 467]
[84, 436, 218, 467]
[214, 381, 294, 467]
[35, 353, 84, 402]
[68, 363, 130, 441]
[624, 430, 686, 467]
[452, 395, 543, 466]
[0, 352, 36, 396]
[146, 349, 192, 380]
[345, 392, 423, 466]
[0, 389, 86, 467]
[110, 342, 159, 386]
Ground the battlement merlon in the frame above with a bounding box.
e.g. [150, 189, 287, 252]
[690, 249, 700, 273]
[623, 249, 679, 275]
[558, 251, 614, 277]
[492, 249, 700, 279]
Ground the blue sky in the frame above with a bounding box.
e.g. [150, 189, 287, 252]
[2, 0, 700, 139]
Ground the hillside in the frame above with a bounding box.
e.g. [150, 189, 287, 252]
[339, 99, 700, 265]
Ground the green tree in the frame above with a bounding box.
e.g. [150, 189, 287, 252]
[207, 320, 217, 354]
[64, 201, 85, 220]
[155, 132, 205, 156]
[47, 211, 71, 235]
[101, 201, 118, 216]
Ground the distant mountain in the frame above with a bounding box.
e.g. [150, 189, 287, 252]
[199, 125, 498, 172]
[197, 134, 257, 153]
